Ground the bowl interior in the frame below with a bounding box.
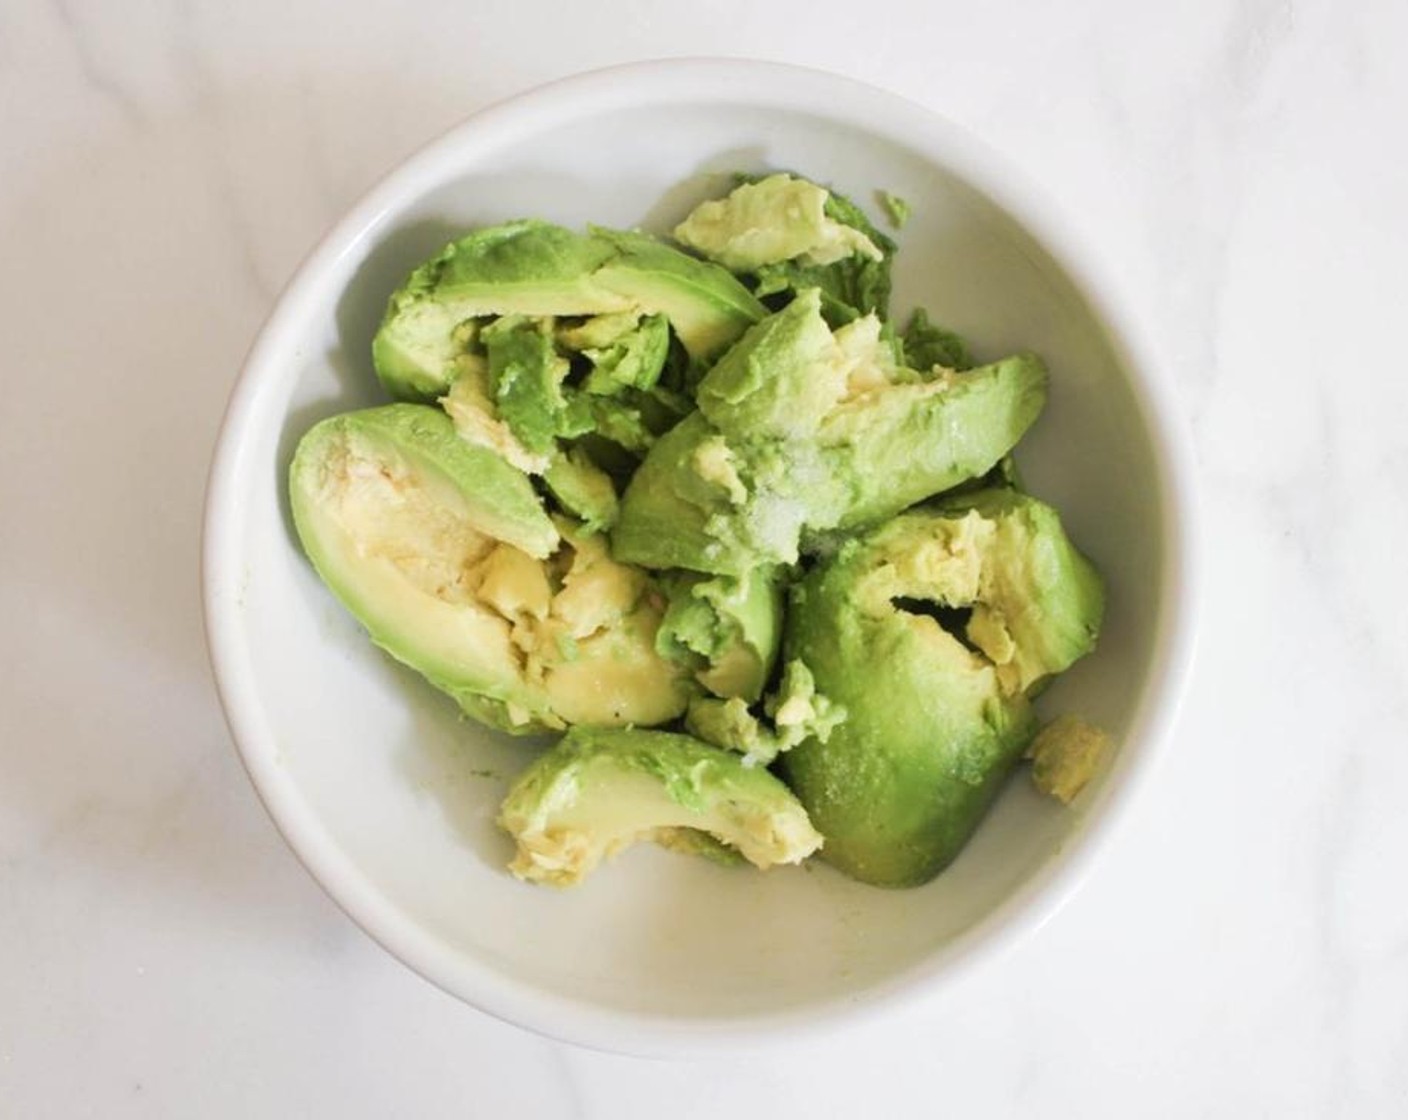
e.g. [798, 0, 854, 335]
[212, 77, 1170, 1043]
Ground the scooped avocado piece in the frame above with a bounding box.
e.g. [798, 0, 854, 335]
[686, 659, 847, 767]
[655, 567, 782, 702]
[752, 184, 896, 323]
[674, 173, 896, 322]
[613, 291, 1046, 576]
[674, 173, 882, 273]
[371, 220, 765, 402]
[781, 490, 1104, 886]
[289, 403, 691, 734]
[1027, 714, 1111, 804]
[497, 726, 823, 886]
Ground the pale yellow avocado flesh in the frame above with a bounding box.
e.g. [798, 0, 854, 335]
[293, 412, 689, 731]
[498, 728, 823, 886]
[673, 173, 882, 272]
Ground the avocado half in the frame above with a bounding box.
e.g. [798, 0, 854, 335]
[781, 489, 1104, 887]
[288, 402, 694, 733]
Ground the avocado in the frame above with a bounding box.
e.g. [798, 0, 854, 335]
[781, 489, 1104, 886]
[289, 403, 692, 734]
[497, 726, 823, 886]
[686, 658, 847, 767]
[673, 173, 896, 323]
[674, 173, 883, 274]
[612, 290, 1046, 576]
[654, 567, 783, 702]
[557, 311, 671, 396]
[372, 220, 765, 402]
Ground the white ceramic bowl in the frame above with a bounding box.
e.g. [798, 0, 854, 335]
[203, 59, 1196, 1056]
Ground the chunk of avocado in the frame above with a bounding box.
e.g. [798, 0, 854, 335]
[497, 726, 822, 886]
[612, 290, 1046, 576]
[781, 490, 1104, 887]
[654, 567, 783, 702]
[289, 403, 692, 734]
[674, 173, 883, 273]
[673, 173, 896, 322]
[372, 220, 765, 402]
[1027, 714, 1111, 804]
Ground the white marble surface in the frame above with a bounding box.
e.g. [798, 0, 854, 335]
[2, 0, 1406, 1114]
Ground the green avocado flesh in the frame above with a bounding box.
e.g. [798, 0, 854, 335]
[497, 726, 822, 886]
[781, 489, 1104, 886]
[654, 566, 783, 703]
[371, 220, 765, 403]
[288, 403, 692, 733]
[613, 290, 1046, 575]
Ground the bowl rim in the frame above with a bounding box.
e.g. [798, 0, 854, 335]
[202, 56, 1200, 1057]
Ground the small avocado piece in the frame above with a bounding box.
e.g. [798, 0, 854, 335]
[578, 312, 671, 397]
[372, 220, 765, 402]
[497, 726, 823, 886]
[752, 184, 897, 323]
[674, 173, 897, 322]
[289, 403, 691, 734]
[878, 191, 911, 229]
[781, 490, 1104, 887]
[613, 291, 1046, 576]
[655, 567, 783, 702]
[674, 173, 883, 273]
[695, 285, 847, 439]
[686, 659, 846, 767]
[1027, 714, 1111, 804]
[542, 446, 618, 532]
[819, 351, 1046, 531]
